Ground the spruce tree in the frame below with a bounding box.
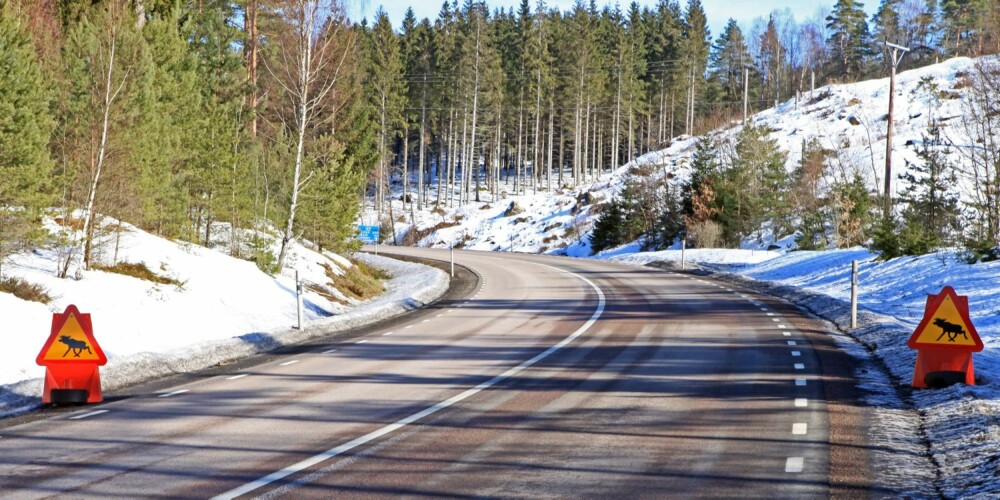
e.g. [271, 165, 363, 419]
[709, 18, 754, 112]
[826, 0, 870, 79]
[0, 5, 55, 276]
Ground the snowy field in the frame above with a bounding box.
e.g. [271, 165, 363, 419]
[0, 218, 448, 417]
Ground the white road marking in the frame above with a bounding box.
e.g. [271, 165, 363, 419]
[777, 324, 788, 329]
[158, 389, 189, 398]
[794, 363, 805, 370]
[785, 457, 804, 472]
[795, 398, 808, 407]
[405, 325, 413, 329]
[772, 318, 781, 322]
[436, 314, 443, 317]
[422, 319, 430, 323]
[791, 351, 801, 357]
[69, 410, 108, 420]
[280, 359, 301, 365]
[766, 313, 776, 316]
[792, 423, 808, 435]
[354, 340, 368, 345]
[213, 261, 608, 500]
[795, 378, 807, 386]
[322, 349, 338, 354]
[788, 340, 797, 345]
[227, 374, 249, 380]
[382, 332, 394, 336]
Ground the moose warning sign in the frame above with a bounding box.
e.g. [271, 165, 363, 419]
[907, 286, 983, 351]
[36, 305, 107, 365]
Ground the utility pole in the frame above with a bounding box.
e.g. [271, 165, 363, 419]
[883, 41, 910, 218]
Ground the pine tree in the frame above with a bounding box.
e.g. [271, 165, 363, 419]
[0, 4, 55, 277]
[826, 0, 870, 79]
[897, 124, 960, 253]
[709, 18, 754, 114]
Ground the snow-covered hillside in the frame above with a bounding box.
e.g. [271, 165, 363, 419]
[0, 217, 448, 417]
[368, 56, 980, 256]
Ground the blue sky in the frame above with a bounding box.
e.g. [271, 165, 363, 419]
[351, 0, 877, 36]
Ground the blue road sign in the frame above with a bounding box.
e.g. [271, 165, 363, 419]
[358, 225, 380, 244]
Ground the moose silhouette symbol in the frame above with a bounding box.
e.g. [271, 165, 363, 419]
[59, 336, 93, 358]
[934, 318, 968, 342]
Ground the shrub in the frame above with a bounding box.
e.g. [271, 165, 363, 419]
[0, 277, 52, 304]
[92, 261, 181, 285]
[325, 258, 389, 301]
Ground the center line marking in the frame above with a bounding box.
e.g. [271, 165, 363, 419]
[213, 260, 608, 500]
[791, 351, 801, 356]
[158, 389, 189, 398]
[788, 340, 797, 345]
[766, 313, 776, 316]
[404, 325, 413, 329]
[772, 318, 781, 322]
[795, 398, 808, 407]
[777, 324, 788, 329]
[69, 410, 108, 420]
[355, 340, 368, 345]
[792, 423, 808, 435]
[280, 360, 301, 365]
[422, 319, 430, 323]
[383, 332, 394, 336]
[227, 374, 249, 380]
[795, 378, 807, 386]
[783, 331, 792, 337]
[794, 363, 805, 370]
[322, 349, 338, 354]
[785, 457, 804, 473]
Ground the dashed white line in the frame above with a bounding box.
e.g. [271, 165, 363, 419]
[787, 340, 797, 345]
[791, 351, 801, 357]
[792, 423, 808, 435]
[69, 410, 108, 420]
[795, 378, 807, 386]
[795, 398, 808, 407]
[435, 314, 443, 317]
[354, 340, 368, 345]
[785, 457, 804, 472]
[382, 332, 394, 336]
[777, 324, 788, 329]
[766, 313, 776, 316]
[772, 318, 781, 322]
[322, 349, 338, 354]
[227, 374, 249, 380]
[404, 325, 413, 329]
[783, 331, 792, 337]
[794, 363, 805, 370]
[280, 359, 301, 365]
[158, 389, 189, 398]
[421, 319, 430, 323]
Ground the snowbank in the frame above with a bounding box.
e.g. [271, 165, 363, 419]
[0, 220, 448, 418]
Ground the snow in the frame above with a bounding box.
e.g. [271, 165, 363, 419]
[0, 218, 448, 418]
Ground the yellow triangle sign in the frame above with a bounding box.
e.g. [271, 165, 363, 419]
[36, 305, 107, 365]
[908, 287, 983, 351]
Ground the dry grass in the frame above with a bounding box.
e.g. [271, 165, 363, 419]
[92, 261, 181, 285]
[324, 259, 389, 301]
[401, 220, 460, 246]
[0, 277, 52, 304]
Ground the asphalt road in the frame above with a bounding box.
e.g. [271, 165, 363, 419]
[0, 248, 876, 498]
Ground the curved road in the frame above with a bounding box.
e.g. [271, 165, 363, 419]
[0, 248, 875, 497]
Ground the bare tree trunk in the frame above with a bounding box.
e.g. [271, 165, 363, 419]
[547, 98, 554, 191]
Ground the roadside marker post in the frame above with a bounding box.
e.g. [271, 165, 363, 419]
[681, 240, 686, 270]
[450, 248, 455, 277]
[295, 270, 303, 330]
[36, 305, 107, 404]
[907, 286, 983, 388]
[850, 260, 858, 329]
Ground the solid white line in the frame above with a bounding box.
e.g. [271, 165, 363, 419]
[354, 340, 368, 345]
[795, 378, 807, 386]
[322, 349, 338, 354]
[785, 457, 804, 472]
[792, 423, 808, 435]
[795, 398, 808, 407]
[280, 360, 301, 365]
[787, 340, 797, 345]
[212, 261, 608, 500]
[158, 389, 189, 398]
[794, 363, 805, 370]
[227, 374, 249, 380]
[69, 410, 108, 420]
[791, 351, 801, 357]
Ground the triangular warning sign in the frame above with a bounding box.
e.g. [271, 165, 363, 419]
[908, 287, 983, 351]
[36, 305, 107, 365]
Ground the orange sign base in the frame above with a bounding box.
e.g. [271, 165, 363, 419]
[907, 286, 983, 389]
[911, 349, 974, 389]
[42, 363, 104, 404]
